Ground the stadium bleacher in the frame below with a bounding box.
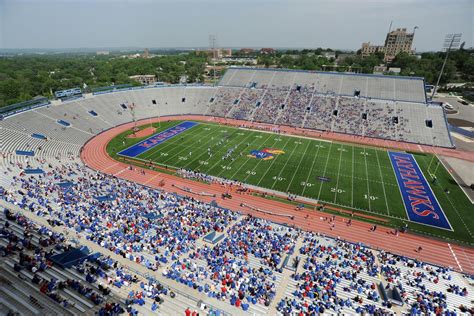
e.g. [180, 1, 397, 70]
[0, 68, 467, 315]
[220, 68, 427, 102]
[1, 167, 472, 314]
[210, 68, 452, 147]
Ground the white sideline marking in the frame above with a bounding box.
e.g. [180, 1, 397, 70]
[375, 150, 390, 215]
[114, 167, 129, 176]
[103, 163, 119, 172]
[447, 243, 463, 272]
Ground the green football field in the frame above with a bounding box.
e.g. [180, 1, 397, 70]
[107, 120, 474, 244]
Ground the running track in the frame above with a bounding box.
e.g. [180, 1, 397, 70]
[81, 115, 474, 275]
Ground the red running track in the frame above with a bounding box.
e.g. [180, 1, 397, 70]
[80, 115, 474, 275]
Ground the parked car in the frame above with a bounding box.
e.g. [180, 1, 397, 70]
[443, 103, 454, 110]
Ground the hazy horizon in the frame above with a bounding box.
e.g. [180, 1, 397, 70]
[0, 0, 472, 51]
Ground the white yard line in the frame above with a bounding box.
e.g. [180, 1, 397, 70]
[206, 131, 260, 177]
[255, 138, 293, 186]
[334, 145, 344, 203]
[284, 140, 312, 192]
[228, 133, 276, 180]
[351, 145, 355, 207]
[363, 148, 372, 211]
[153, 126, 219, 164]
[317, 142, 333, 201]
[178, 128, 233, 170]
[138, 122, 204, 161]
[269, 141, 301, 190]
[301, 143, 322, 197]
[375, 149, 391, 215]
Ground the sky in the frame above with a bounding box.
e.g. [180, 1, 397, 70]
[0, 0, 472, 51]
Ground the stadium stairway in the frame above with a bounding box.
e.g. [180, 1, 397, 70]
[268, 236, 305, 310]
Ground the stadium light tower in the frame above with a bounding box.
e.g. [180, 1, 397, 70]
[431, 33, 462, 99]
[209, 34, 218, 85]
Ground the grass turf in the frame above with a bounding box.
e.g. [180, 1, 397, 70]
[107, 120, 474, 245]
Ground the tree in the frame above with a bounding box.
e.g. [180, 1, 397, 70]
[0, 48, 472, 109]
[0, 79, 21, 101]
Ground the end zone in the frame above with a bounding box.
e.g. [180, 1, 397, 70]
[388, 151, 453, 231]
[118, 121, 198, 158]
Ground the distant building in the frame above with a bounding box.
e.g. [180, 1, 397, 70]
[143, 48, 150, 58]
[361, 43, 385, 57]
[123, 53, 141, 59]
[205, 65, 226, 83]
[373, 65, 387, 74]
[197, 48, 232, 59]
[195, 50, 208, 57]
[322, 51, 336, 59]
[96, 51, 109, 55]
[260, 48, 276, 55]
[129, 75, 156, 85]
[211, 48, 232, 59]
[384, 28, 414, 61]
[239, 48, 255, 55]
[219, 57, 258, 65]
[210, 49, 220, 59]
[387, 67, 401, 74]
[361, 28, 415, 62]
[373, 65, 402, 75]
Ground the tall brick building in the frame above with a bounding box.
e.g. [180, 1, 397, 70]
[361, 28, 415, 62]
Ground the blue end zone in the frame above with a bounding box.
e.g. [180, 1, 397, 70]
[118, 121, 198, 158]
[388, 152, 452, 231]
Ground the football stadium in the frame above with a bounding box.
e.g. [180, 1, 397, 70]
[1, 66, 473, 315]
[1, 1, 474, 315]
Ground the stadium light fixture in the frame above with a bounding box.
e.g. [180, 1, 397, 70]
[431, 33, 462, 98]
[209, 34, 218, 85]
